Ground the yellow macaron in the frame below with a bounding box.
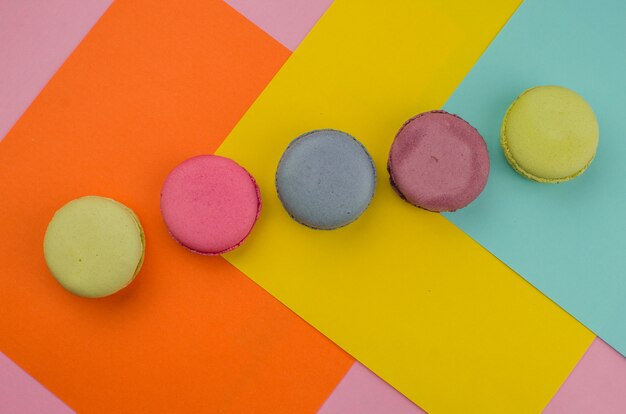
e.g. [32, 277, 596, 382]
[501, 85, 599, 183]
[44, 196, 145, 298]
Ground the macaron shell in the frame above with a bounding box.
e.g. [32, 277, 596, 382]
[43, 196, 144, 298]
[501, 86, 599, 182]
[275, 129, 376, 230]
[160, 155, 261, 255]
[388, 111, 490, 212]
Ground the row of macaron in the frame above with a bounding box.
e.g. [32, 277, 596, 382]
[43, 85, 599, 298]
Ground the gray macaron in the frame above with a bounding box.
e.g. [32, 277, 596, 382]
[275, 129, 376, 230]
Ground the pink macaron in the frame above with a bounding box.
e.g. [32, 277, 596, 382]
[160, 155, 261, 255]
[387, 110, 490, 212]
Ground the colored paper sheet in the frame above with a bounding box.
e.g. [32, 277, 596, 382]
[224, 0, 333, 51]
[217, 1, 594, 412]
[318, 362, 424, 414]
[0, 0, 112, 141]
[217, 3, 417, 408]
[443, 0, 626, 355]
[0, 1, 353, 412]
[218, 5, 421, 413]
[544, 338, 626, 414]
[0, 353, 73, 414]
[220, 4, 618, 412]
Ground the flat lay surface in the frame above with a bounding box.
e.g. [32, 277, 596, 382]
[1, 0, 625, 413]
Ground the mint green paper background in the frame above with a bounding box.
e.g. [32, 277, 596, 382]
[444, 0, 626, 354]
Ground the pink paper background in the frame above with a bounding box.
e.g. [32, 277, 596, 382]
[0, 0, 112, 141]
[224, 0, 334, 51]
[544, 339, 626, 414]
[317, 362, 425, 414]
[2, 1, 626, 413]
[0, 353, 72, 413]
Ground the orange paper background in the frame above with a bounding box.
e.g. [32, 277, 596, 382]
[0, 1, 353, 412]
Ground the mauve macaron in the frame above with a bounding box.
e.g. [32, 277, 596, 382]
[387, 110, 489, 212]
[160, 155, 261, 255]
[276, 129, 376, 230]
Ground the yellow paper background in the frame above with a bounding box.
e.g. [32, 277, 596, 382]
[218, 1, 594, 412]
